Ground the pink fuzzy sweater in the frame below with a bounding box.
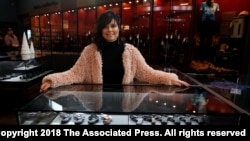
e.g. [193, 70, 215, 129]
[42, 43, 180, 88]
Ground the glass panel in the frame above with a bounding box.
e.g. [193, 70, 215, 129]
[18, 83, 248, 125]
[39, 14, 51, 52]
[122, 0, 152, 60]
[152, 0, 193, 65]
[50, 12, 63, 52]
[30, 16, 40, 52]
[62, 10, 78, 52]
[78, 8, 96, 52]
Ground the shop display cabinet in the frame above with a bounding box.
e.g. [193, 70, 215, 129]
[186, 73, 250, 114]
[17, 68, 250, 125]
[0, 55, 54, 109]
[0, 56, 53, 86]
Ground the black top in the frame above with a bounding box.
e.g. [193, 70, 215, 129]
[101, 40, 125, 84]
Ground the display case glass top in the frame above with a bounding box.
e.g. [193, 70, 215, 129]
[17, 68, 250, 125]
[18, 83, 250, 125]
[20, 84, 240, 114]
[187, 73, 250, 114]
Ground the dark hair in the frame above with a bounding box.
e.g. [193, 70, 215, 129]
[93, 10, 125, 49]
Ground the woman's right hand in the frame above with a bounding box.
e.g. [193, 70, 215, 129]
[40, 80, 52, 93]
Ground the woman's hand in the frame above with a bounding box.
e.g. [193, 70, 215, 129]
[40, 80, 52, 93]
[171, 79, 190, 87]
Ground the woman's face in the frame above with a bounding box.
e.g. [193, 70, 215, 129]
[102, 19, 119, 42]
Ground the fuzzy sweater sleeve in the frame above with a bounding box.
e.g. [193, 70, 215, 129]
[126, 44, 180, 85]
[42, 44, 102, 88]
[42, 53, 87, 88]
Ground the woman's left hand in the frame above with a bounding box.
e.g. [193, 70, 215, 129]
[171, 79, 190, 87]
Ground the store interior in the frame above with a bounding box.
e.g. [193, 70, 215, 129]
[0, 0, 250, 125]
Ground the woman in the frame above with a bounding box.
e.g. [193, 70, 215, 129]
[40, 10, 189, 92]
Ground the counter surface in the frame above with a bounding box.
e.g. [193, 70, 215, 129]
[18, 69, 250, 125]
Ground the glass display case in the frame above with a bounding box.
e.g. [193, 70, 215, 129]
[186, 73, 250, 114]
[63, 10, 78, 52]
[17, 68, 250, 125]
[0, 56, 53, 85]
[78, 8, 96, 51]
[50, 12, 63, 52]
[30, 16, 40, 51]
[152, 0, 193, 65]
[0, 55, 54, 113]
[40, 15, 51, 51]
